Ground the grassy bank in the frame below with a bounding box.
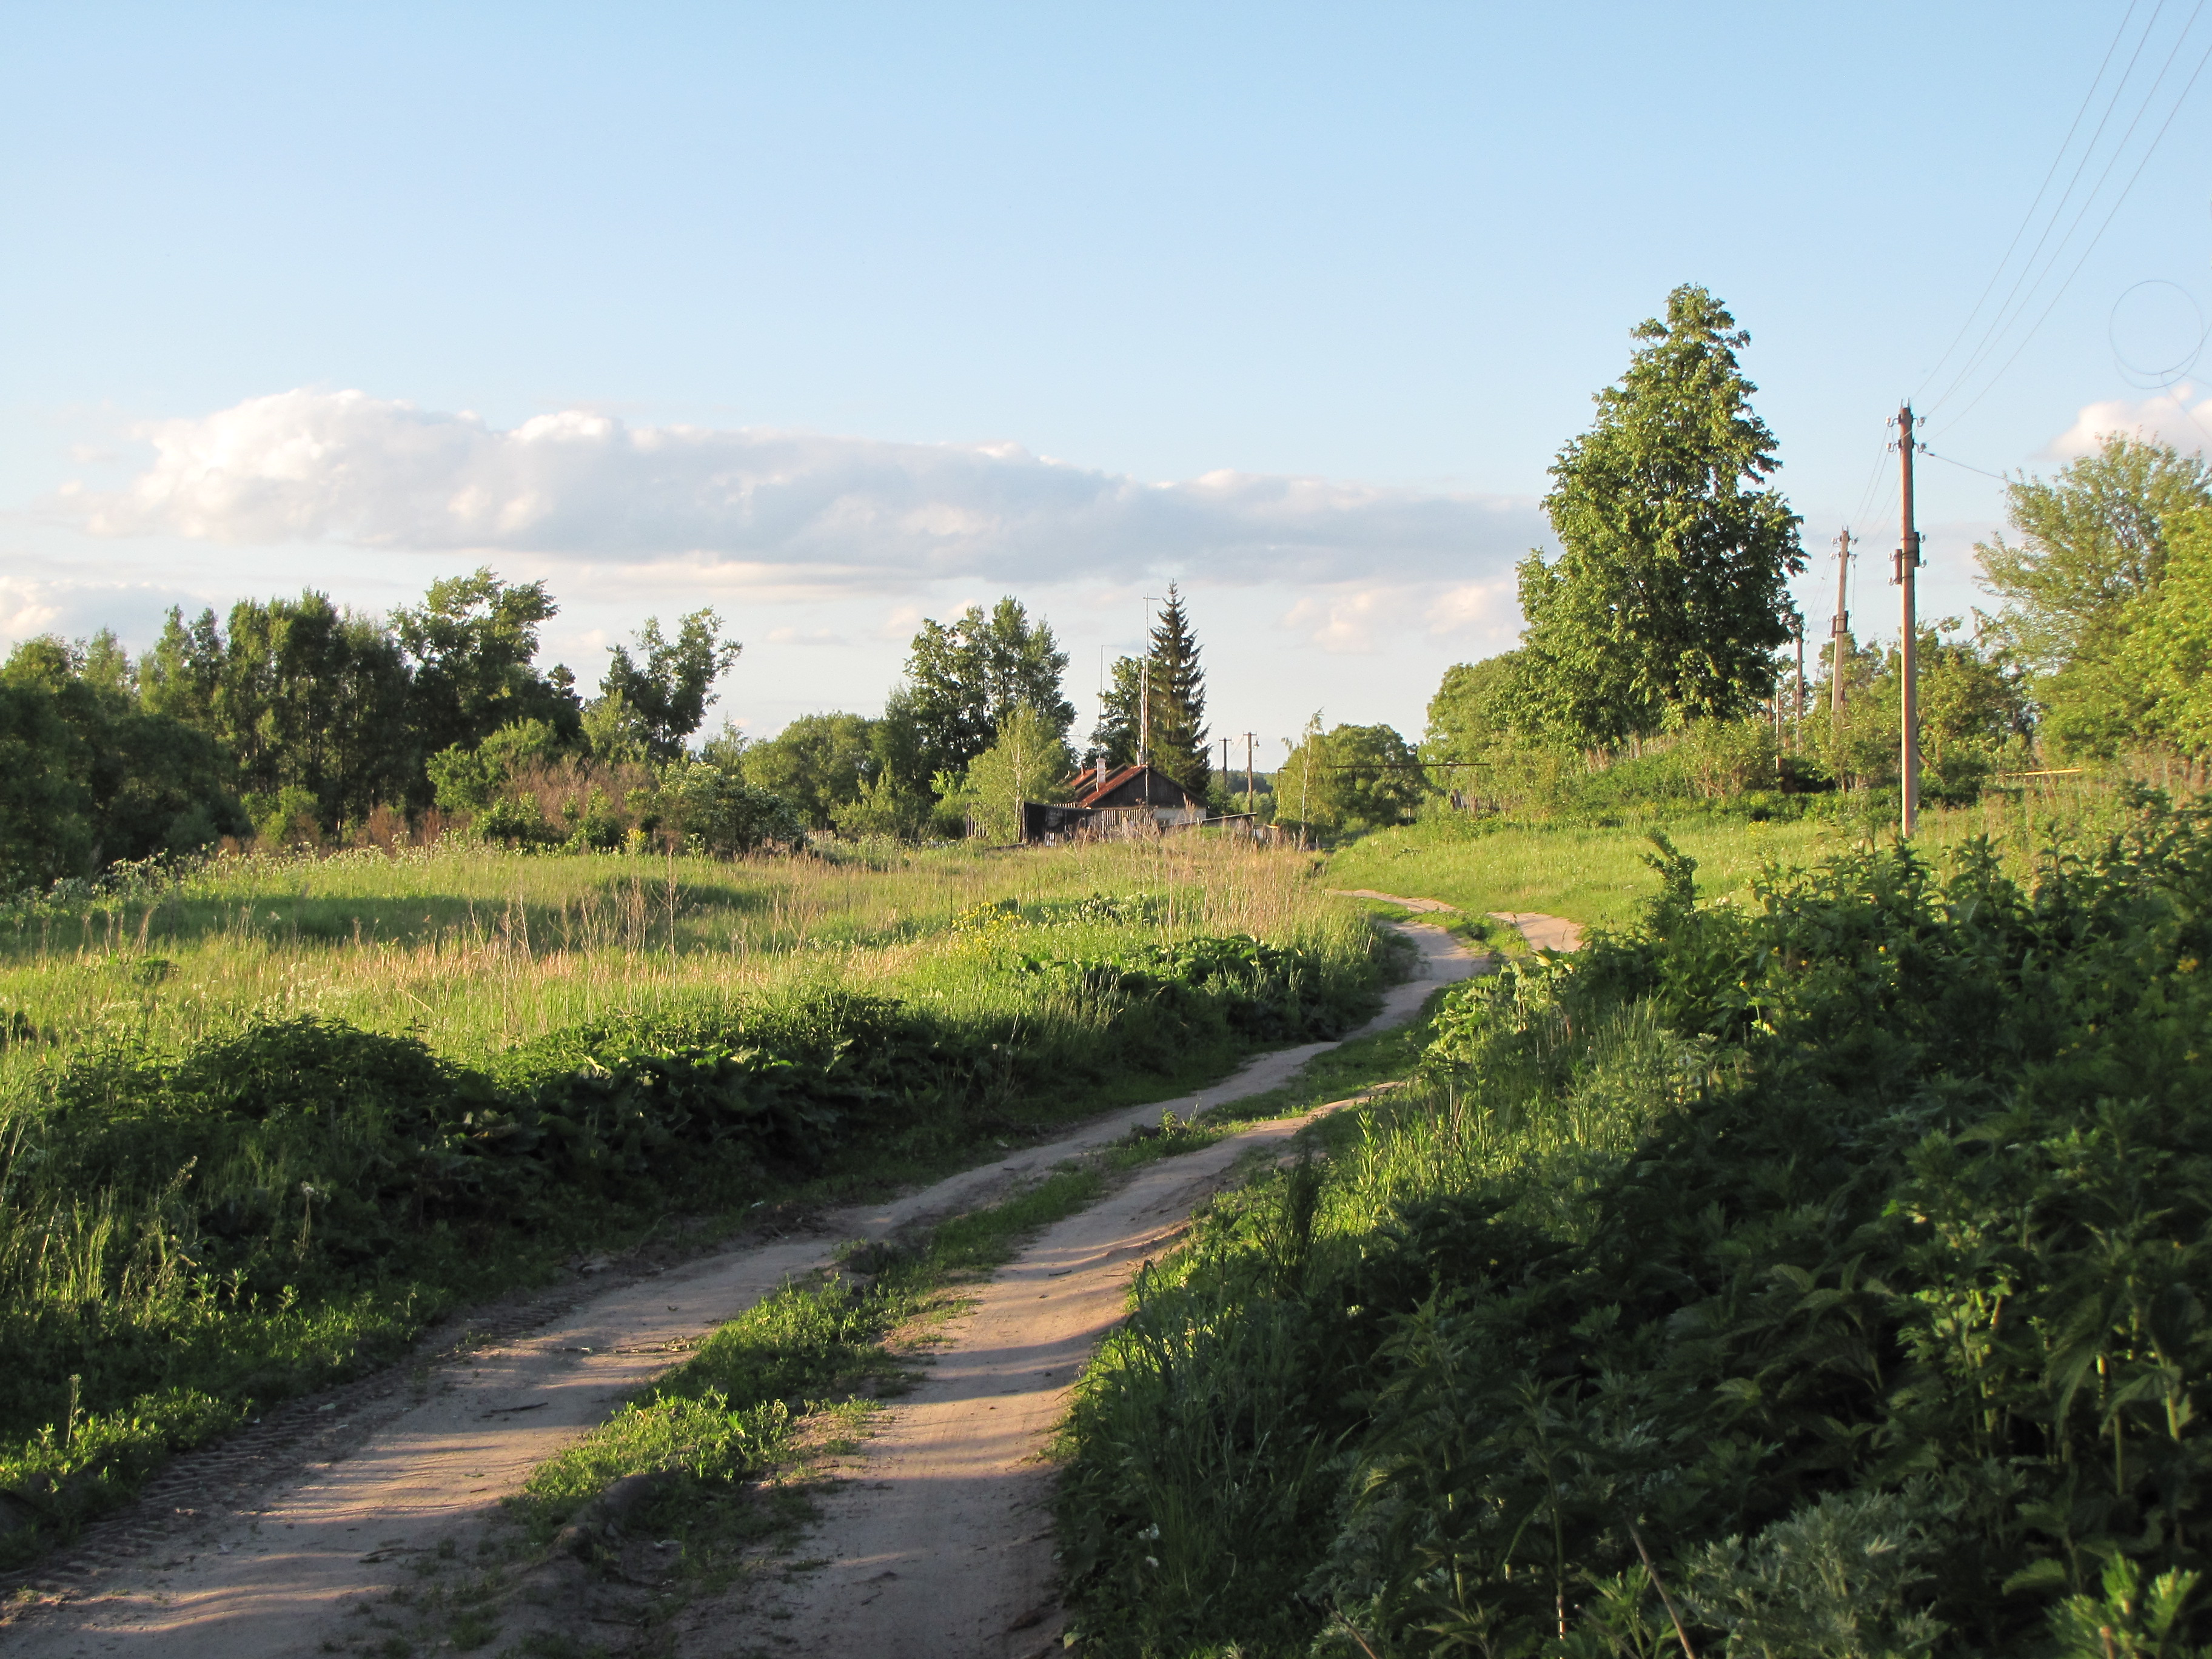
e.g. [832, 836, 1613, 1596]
[1328, 780, 2139, 932]
[1059, 795, 2212, 1657]
[0, 838, 1379, 1565]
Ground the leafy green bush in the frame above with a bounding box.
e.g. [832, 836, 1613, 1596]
[1058, 794, 2212, 1657]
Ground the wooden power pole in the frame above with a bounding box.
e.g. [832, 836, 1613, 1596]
[1792, 620, 1805, 743]
[1243, 732, 1256, 817]
[1829, 528, 1852, 716]
[1894, 405, 1923, 838]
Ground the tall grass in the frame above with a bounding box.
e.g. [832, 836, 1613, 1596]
[0, 836, 1373, 1564]
[0, 837, 1338, 1082]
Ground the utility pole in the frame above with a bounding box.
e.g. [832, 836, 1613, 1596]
[1219, 736, 1230, 805]
[1243, 732, 1255, 817]
[1893, 405, 1924, 837]
[1792, 620, 1805, 739]
[1830, 529, 1853, 716]
[1139, 596, 1164, 771]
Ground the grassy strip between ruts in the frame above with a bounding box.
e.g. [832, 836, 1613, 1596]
[336, 998, 1462, 1659]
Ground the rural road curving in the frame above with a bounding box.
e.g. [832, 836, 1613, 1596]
[2, 909, 1569, 1659]
[1329, 889, 1587, 956]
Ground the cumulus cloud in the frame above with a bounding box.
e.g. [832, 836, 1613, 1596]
[0, 566, 207, 649]
[2046, 384, 2212, 459]
[65, 389, 1544, 592]
[1278, 578, 1521, 655]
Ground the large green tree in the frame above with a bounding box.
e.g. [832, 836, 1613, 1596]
[743, 712, 879, 830]
[394, 568, 581, 765]
[1976, 435, 2211, 758]
[1274, 719, 1423, 834]
[2, 633, 245, 879]
[939, 703, 1072, 843]
[142, 593, 414, 832]
[902, 598, 1072, 782]
[595, 609, 743, 762]
[2117, 503, 2212, 757]
[1512, 286, 1804, 747]
[1424, 651, 1525, 766]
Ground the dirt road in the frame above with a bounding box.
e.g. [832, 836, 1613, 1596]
[1327, 887, 1586, 956]
[685, 907, 1555, 1658]
[0, 924, 1495, 1659]
[1, 915, 1518, 1659]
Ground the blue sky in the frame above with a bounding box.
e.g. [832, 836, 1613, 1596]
[5, 2, 2210, 758]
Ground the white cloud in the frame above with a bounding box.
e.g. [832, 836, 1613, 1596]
[873, 603, 926, 641]
[65, 389, 1545, 592]
[0, 578, 63, 642]
[763, 626, 849, 646]
[0, 564, 207, 649]
[1278, 579, 1521, 655]
[2045, 384, 2212, 459]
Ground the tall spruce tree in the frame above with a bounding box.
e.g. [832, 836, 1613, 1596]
[1090, 586, 1210, 794]
[1510, 285, 1804, 748]
[1145, 585, 1210, 796]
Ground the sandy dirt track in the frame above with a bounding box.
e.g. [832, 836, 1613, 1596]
[691, 916, 1490, 1658]
[0, 915, 1501, 1659]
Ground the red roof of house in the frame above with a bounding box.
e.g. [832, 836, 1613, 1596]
[1067, 763, 1144, 809]
[1065, 763, 1195, 811]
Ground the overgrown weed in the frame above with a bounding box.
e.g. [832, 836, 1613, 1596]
[1060, 791, 2212, 1657]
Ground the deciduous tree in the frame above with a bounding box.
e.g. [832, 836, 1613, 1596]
[743, 712, 879, 830]
[394, 568, 580, 765]
[2119, 503, 2212, 757]
[902, 598, 1071, 781]
[142, 594, 413, 832]
[938, 702, 1073, 843]
[1512, 286, 1804, 748]
[1275, 719, 1422, 834]
[1977, 435, 2211, 758]
[596, 609, 742, 762]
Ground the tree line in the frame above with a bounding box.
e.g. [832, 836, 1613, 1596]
[0, 568, 1239, 886]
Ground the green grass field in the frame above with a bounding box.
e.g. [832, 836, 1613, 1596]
[0, 835, 1330, 1090]
[0, 835, 1380, 1566]
[1327, 782, 2135, 933]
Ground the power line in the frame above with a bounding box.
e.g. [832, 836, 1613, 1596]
[1925, 1, 2178, 415]
[1921, 449, 2013, 483]
[1932, 4, 2212, 430]
[1938, 21, 2212, 437]
[1912, 0, 2150, 406]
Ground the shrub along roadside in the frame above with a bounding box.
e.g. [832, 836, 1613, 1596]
[0, 929, 1382, 1567]
[1056, 794, 2212, 1657]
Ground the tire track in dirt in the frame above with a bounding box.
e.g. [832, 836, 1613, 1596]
[1330, 888, 1586, 956]
[700, 915, 1566, 1658]
[0, 914, 1553, 1659]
